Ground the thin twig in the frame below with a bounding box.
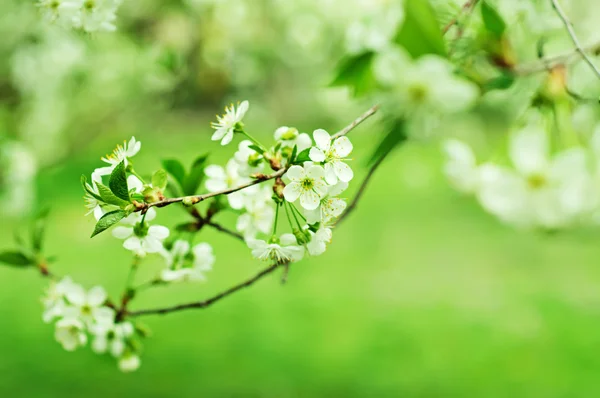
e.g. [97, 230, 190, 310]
[336, 149, 389, 226]
[550, 0, 600, 80]
[332, 104, 379, 139]
[206, 221, 245, 242]
[442, 0, 479, 35]
[127, 263, 282, 317]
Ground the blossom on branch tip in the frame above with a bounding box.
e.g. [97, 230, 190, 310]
[309, 129, 354, 184]
[211, 101, 249, 146]
[112, 210, 169, 256]
[283, 165, 328, 211]
[95, 136, 141, 177]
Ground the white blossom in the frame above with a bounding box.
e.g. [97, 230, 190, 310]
[160, 241, 215, 282]
[91, 321, 134, 357]
[42, 276, 78, 323]
[38, 0, 123, 33]
[95, 136, 141, 177]
[309, 129, 354, 184]
[205, 159, 253, 209]
[112, 210, 169, 256]
[476, 125, 592, 229]
[304, 181, 348, 224]
[118, 352, 141, 373]
[63, 284, 114, 327]
[54, 317, 87, 351]
[306, 226, 332, 256]
[247, 234, 305, 263]
[236, 186, 275, 239]
[283, 165, 328, 210]
[234, 140, 264, 176]
[442, 139, 479, 194]
[274, 126, 312, 152]
[211, 101, 249, 145]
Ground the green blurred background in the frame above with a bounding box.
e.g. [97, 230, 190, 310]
[2, 0, 600, 397]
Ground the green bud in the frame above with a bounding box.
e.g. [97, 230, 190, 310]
[133, 221, 149, 237]
[293, 229, 310, 245]
[248, 153, 263, 167]
[280, 127, 298, 140]
[182, 197, 195, 207]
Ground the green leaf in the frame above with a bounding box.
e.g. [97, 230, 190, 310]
[290, 145, 298, 163]
[81, 175, 102, 201]
[109, 161, 130, 202]
[183, 154, 209, 196]
[483, 72, 515, 91]
[0, 251, 34, 267]
[91, 210, 128, 238]
[331, 52, 378, 97]
[395, 0, 446, 58]
[97, 183, 131, 207]
[369, 119, 407, 166]
[481, 1, 506, 39]
[248, 144, 265, 155]
[31, 207, 50, 253]
[152, 169, 168, 191]
[293, 148, 312, 164]
[162, 159, 186, 188]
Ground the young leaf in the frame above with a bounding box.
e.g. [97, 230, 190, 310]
[81, 175, 103, 201]
[109, 161, 130, 202]
[0, 251, 35, 267]
[293, 148, 312, 164]
[395, 0, 446, 58]
[483, 72, 515, 91]
[290, 145, 298, 163]
[248, 144, 265, 155]
[152, 169, 168, 191]
[331, 52, 378, 97]
[97, 183, 131, 207]
[91, 210, 128, 238]
[369, 119, 407, 166]
[481, 1, 506, 39]
[162, 159, 186, 188]
[183, 154, 209, 196]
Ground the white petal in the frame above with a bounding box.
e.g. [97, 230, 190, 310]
[280, 234, 297, 245]
[313, 129, 331, 151]
[112, 226, 133, 240]
[236, 101, 249, 120]
[228, 191, 245, 209]
[211, 128, 226, 141]
[324, 163, 338, 185]
[204, 165, 227, 180]
[331, 136, 353, 158]
[328, 181, 348, 197]
[92, 336, 108, 354]
[283, 182, 302, 203]
[221, 130, 234, 146]
[205, 178, 228, 192]
[300, 190, 320, 210]
[306, 165, 325, 180]
[148, 225, 170, 240]
[309, 147, 326, 163]
[65, 285, 86, 306]
[333, 161, 353, 182]
[285, 165, 304, 180]
[304, 207, 322, 224]
[296, 133, 312, 151]
[123, 237, 142, 252]
[110, 340, 126, 358]
[509, 126, 549, 176]
[87, 286, 107, 306]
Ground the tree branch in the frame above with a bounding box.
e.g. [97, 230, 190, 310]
[442, 0, 479, 35]
[126, 105, 382, 318]
[206, 220, 245, 242]
[514, 41, 600, 75]
[135, 104, 380, 214]
[549, 0, 600, 79]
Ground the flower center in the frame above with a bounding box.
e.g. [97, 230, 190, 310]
[83, 0, 95, 10]
[527, 174, 547, 189]
[81, 305, 92, 316]
[133, 222, 149, 237]
[408, 84, 428, 103]
[301, 177, 314, 191]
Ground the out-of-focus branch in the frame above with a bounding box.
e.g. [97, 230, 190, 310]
[550, 0, 600, 80]
[514, 41, 600, 75]
[442, 0, 480, 35]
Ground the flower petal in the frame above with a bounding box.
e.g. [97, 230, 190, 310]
[313, 129, 331, 151]
[300, 190, 320, 210]
[309, 147, 326, 163]
[324, 163, 338, 185]
[509, 126, 549, 176]
[283, 182, 302, 203]
[221, 130, 234, 146]
[112, 226, 133, 239]
[331, 136, 353, 158]
[285, 165, 304, 180]
[87, 286, 107, 306]
[149, 225, 170, 240]
[333, 161, 354, 182]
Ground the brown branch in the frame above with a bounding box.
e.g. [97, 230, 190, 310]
[127, 263, 282, 317]
[126, 105, 382, 318]
[550, 0, 600, 80]
[332, 104, 379, 139]
[206, 220, 245, 242]
[336, 147, 389, 226]
[514, 42, 600, 76]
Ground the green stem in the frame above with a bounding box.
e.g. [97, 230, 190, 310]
[272, 203, 280, 237]
[130, 169, 147, 184]
[125, 256, 141, 291]
[291, 203, 307, 222]
[283, 201, 295, 231]
[240, 130, 267, 152]
[289, 202, 304, 230]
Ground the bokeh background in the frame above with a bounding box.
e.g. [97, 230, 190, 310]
[3, 0, 600, 397]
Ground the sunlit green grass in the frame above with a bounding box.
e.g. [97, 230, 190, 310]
[2, 121, 600, 397]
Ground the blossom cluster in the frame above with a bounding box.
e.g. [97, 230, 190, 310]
[443, 121, 600, 230]
[38, 0, 123, 32]
[42, 277, 142, 372]
[206, 101, 355, 262]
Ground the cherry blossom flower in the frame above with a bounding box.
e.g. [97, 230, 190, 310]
[309, 129, 354, 184]
[211, 101, 249, 145]
[283, 165, 328, 210]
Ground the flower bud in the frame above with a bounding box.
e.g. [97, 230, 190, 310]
[293, 229, 310, 245]
[182, 197, 195, 207]
[280, 127, 299, 140]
